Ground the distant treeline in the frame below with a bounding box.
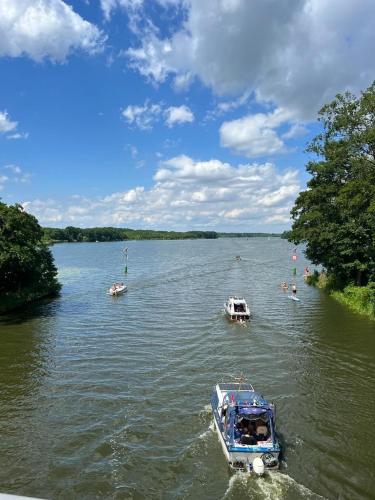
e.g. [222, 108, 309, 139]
[43, 226, 281, 243]
[43, 226, 218, 242]
[217, 232, 281, 238]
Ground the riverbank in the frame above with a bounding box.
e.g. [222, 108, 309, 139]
[43, 226, 281, 244]
[0, 286, 60, 314]
[307, 273, 375, 320]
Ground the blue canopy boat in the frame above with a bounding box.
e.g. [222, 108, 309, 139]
[211, 380, 281, 474]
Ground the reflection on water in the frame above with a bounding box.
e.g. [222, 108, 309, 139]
[0, 239, 374, 499]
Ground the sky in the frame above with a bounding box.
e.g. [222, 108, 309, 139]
[0, 0, 374, 232]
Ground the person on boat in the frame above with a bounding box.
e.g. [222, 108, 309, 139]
[292, 283, 297, 295]
[240, 428, 256, 445]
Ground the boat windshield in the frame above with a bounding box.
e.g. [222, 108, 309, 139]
[219, 383, 254, 392]
[224, 390, 269, 407]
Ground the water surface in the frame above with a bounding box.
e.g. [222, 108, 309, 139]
[0, 238, 374, 499]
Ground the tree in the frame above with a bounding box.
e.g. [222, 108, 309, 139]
[287, 82, 375, 286]
[0, 202, 61, 298]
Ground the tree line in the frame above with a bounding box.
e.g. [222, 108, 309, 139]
[43, 227, 219, 242]
[286, 82, 375, 316]
[0, 202, 61, 313]
[43, 227, 281, 243]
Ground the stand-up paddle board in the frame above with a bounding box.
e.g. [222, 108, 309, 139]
[288, 295, 301, 302]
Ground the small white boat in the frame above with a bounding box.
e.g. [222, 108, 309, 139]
[211, 378, 281, 474]
[109, 283, 127, 296]
[224, 296, 250, 321]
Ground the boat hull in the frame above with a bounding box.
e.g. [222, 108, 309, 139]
[224, 297, 251, 321]
[109, 286, 127, 296]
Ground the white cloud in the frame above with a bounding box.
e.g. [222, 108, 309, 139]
[216, 91, 250, 114]
[122, 101, 194, 129]
[165, 105, 194, 127]
[220, 107, 298, 157]
[0, 111, 17, 133]
[122, 101, 162, 130]
[0, 0, 105, 61]
[124, 0, 375, 119]
[23, 155, 300, 231]
[0, 174, 8, 190]
[5, 164, 22, 174]
[100, 0, 144, 21]
[281, 123, 309, 140]
[172, 72, 194, 92]
[101, 0, 181, 22]
[4, 164, 31, 183]
[125, 144, 139, 159]
[127, 37, 174, 83]
[6, 132, 29, 140]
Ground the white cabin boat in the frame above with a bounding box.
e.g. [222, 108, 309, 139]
[211, 380, 281, 474]
[224, 296, 250, 321]
[109, 283, 127, 296]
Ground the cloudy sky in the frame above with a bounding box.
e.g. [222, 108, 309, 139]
[1, 0, 374, 231]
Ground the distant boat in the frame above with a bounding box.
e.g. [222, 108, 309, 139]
[109, 283, 127, 296]
[211, 377, 281, 474]
[235, 255, 241, 261]
[224, 296, 250, 321]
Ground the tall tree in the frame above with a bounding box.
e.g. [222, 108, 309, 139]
[0, 202, 61, 297]
[287, 82, 375, 286]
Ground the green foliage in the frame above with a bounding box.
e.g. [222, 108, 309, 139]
[43, 227, 280, 243]
[331, 282, 375, 319]
[287, 82, 375, 286]
[217, 232, 281, 238]
[43, 227, 219, 242]
[0, 202, 61, 311]
[305, 270, 320, 286]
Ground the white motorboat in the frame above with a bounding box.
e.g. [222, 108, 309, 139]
[109, 283, 127, 296]
[224, 296, 250, 321]
[211, 379, 281, 474]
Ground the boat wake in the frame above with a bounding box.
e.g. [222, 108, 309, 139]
[223, 471, 325, 500]
[197, 422, 215, 441]
[199, 404, 212, 420]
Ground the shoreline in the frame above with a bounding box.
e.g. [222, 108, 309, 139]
[306, 273, 375, 321]
[0, 287, 60, 315]
[45, 234, 282, 245]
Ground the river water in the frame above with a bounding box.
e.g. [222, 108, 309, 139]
[0, 238, 374, 499]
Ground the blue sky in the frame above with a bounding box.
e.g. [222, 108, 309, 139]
[0, 0, 374, 231]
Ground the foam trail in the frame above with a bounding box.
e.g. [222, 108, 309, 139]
[198, 423, 215, 441]
[223, 471, 249, 498]
[257, 472, 326, 499]
[223, 471, 326, 500]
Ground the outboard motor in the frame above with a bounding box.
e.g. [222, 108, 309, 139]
[252, 457, 265, 476]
